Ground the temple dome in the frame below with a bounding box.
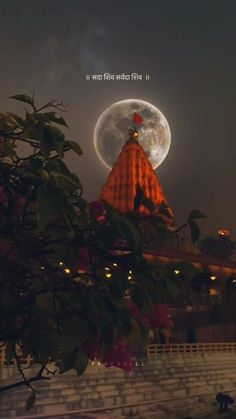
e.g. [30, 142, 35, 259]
[101, 129, 174, 222]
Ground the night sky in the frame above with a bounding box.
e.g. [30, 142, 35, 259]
[0, 0, 235, 238]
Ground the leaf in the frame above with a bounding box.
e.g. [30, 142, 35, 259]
[40, 136, 52, 158]
[0, 113, 14, 130]
[29, 326, 60, 360]
[54, 138, 64, 158]
[37, 186, 63, 230]
[134, 184, 145, 209]
[74, 350, 89, 376]
[65, 140, 83, 156]
[28, 158, 43, 171]
[39, 125, 65, 158]
[6, 112, 25, 126]
[149, 216, 168, 236]
[158, 203, 172, 218]
[61, 317, 89, 352]
[0, 140, 17, 157]
[10, 94, 34, 107]
[188, 209, 206, 221]
[166, 278, 180, 300]
[51, 114, 68, 128]
[142, 197, 155, 212]
[22, 172, 42, 186]
[99, 302, 114, 327]
[96, 225, 118, 251]
[35, 112, 68, 128]
[132, 288, 147, 310]
[140, 323, 150, 345]
[189, 220, 201, 243]
[134, 185, 155, 212]
[119, 217, 141, 250]
[50, 171, 81, 192]
[107, 295, 125, 309]
[5, 342, 15, 364]
[59, 349, 88, 375]
[54, 243, 72, 261]
[59, 350, 75, 373]
[33, 292, 55, 318]
[76, 197, 88, 214]
[23, 124, 42, 142]
[25, 390, 36, 411]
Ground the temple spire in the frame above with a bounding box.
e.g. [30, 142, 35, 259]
[101, 121, 174, 223]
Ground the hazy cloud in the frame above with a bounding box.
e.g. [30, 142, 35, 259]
[21, 19, 108, 94]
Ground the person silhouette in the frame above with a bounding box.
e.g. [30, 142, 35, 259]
[216, 393, 234, 411]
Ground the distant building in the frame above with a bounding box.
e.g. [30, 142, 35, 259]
[100, 125, 236, 342]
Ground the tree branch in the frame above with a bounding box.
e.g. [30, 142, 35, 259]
[0, 370, 51, 394]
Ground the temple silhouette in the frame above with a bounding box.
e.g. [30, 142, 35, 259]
[100, 117, 236, 343]
[101, 128, 173, 218]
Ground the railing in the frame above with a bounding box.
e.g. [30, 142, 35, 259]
[147, 342, 236, 358]
[0, 343, 236, 366]
[0, 345, 33, 366]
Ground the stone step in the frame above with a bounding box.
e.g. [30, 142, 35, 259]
[1, 366, 235, 407]
[0, 370, 232, 402]
[2, 359, 236, 387]
[1, 354, 236, 418]
[0, 376, 234, 415]
[0, 383, 234, 419]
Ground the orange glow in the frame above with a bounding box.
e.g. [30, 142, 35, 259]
[218, 228, 230, 238]
[101, 135, 174, 222]
[209, 288, 218, 296]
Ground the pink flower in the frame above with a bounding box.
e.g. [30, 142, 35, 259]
[149, 303, 171, 329]
[125, 298, 150, 326]
[103, 340, 133, 371]
[89, 200, 106, 220]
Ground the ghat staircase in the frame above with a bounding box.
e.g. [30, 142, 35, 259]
[0, 344, 236, 418]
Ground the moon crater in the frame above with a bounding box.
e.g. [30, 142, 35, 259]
[94, 99, 171, 170]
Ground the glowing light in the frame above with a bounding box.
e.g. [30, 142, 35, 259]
[59, 261, 63, 266]
[106, 273, 112, 278]
[210, 276, 216, 281]
[40, 266, 45, 270]
[129, 270, 132, 274]
[218, 228, 230, 238]
[105, 267, 110, 271]
[113, 263, 118, 267]
[128, 276, 132, 280]
[174, 270, 180, 275]
[209, 288, 218, 296]
[64, 268, 71, 274]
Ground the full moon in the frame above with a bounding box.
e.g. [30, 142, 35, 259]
[93, 99, 171, 170]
